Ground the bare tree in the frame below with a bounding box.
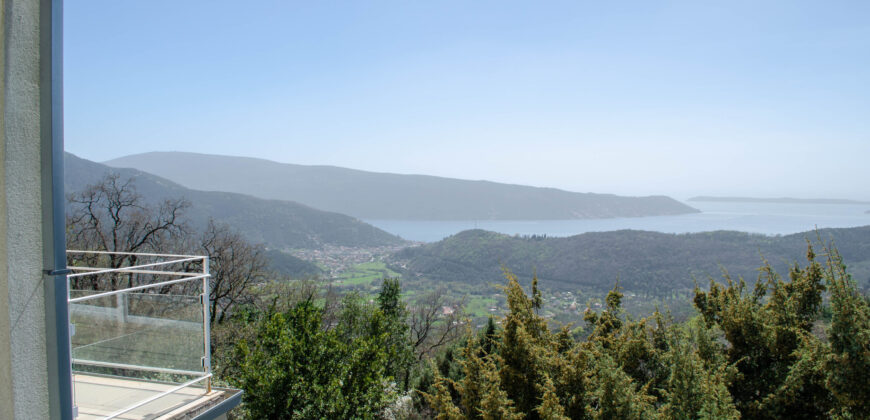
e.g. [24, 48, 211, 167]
[199, 219, 269, 324]
[66, 175, 274, 325]
[66, 173, 189, 290]
[408, 288, 467, 360]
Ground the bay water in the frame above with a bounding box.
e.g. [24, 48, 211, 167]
[366, 201, 870, 243]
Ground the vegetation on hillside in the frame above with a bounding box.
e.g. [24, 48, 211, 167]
[65, 171, 870, 419]
[206, 241, 870, 419]
[419, 243, 869, 419]
[391, 228, 870, 298]
[265, 249, 324, 278]
[226, 282, 411, 419]
[65, 153, 405, 250]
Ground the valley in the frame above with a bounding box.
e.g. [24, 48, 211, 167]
[68, 151, 870, 327]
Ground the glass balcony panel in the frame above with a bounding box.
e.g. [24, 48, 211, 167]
[70, 291, 204, 376]
[66, 251, 214, 419]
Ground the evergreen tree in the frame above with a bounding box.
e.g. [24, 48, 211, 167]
[478, 356, 524, 420]
[583, 349, 655, 420]
[378, 278, 415, 389]
[693, 245, 832, 418]
[419, 243, 869, 420]
[822, 245, 870, 418]
[499, 270, 551, 416]
[426, 369, 464, 420]
[232, 300, 392, 419]
[657, 324, 739, 420]
[536, 375, 570, 420]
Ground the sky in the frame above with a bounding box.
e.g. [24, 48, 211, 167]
[64, 1, 870, 200]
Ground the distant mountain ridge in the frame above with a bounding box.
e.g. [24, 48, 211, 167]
[65, 153, 405, 250]
[106, 151, 699, 221]
[690, 196, 870, 205]
[390, 226, 870, 296]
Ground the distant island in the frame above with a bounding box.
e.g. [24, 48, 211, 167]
[689, 196, 870, 205]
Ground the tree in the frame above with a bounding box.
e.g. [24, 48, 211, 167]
[822, 244, 870, 418]
[583, 349, 655, 420]
[66, 173, 188, 289]
[537, 375, 570, 420]
[656, 323, 739, 420]
[692, 244, 833, 419]
[410, 287, 467, 361]
[426, 270, 575, 420]
[66, 175, 270, 323]
[232, 298, 393, 419]
[532, 269, 542, 313]
[498, 269, 551, 416]
[199, 219, 268, 324]
[377, 278, 414, 389]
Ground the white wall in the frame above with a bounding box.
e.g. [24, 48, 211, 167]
[0, 0, 53, 418]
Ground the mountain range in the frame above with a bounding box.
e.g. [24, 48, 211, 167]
[106, 152, 699, 221]
[65, 153, 404, 250]
[68, 152, 870, 299]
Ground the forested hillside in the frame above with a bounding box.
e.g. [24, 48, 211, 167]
[264, 249, 324, 278]
[106, 151, 699, 220]
[65, 153, 405, 249]
[391, 227, 870, 297]
[216, 247, 870, 419]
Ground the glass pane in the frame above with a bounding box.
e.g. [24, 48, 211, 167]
[70, 290, 204, 375]
[67, 254, 212, 419]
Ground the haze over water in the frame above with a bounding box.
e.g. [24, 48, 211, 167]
[367, 201, 870, 243]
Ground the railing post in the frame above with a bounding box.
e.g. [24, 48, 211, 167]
[202, 256, 211, 393]
[67, 274, 77, 418]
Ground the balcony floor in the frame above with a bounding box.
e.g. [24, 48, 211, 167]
[73, 374, 224, 419]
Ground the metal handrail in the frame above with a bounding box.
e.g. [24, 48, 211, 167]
[67, 249, 204, 259]
[67, 256, 204, 278]
[68, 274, 208, 303]
[68, 267, 196, 276]
[67, 251, 212, 420]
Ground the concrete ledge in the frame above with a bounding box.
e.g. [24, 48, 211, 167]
[73, 373, 226, 420]
[187, 388, 242, 420]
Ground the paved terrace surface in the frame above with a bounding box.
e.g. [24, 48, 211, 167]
[73, 374, 224, 419]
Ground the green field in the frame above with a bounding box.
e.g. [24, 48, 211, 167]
[334, 261, 400, 287]
[466, 296, 499, 318]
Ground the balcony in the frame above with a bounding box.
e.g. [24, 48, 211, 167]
[66, 251, 240, 419]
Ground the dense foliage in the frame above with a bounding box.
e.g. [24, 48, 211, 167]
[231, 300, 391, 418]
[265, 248, 325, 278]
[421, 243, 869, 419]
[391, 228, 870, 297]
[218, 280, 416, 419]
[213, 241, 870, 419]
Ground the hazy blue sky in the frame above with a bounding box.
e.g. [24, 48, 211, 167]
[65, 1, 870, 200]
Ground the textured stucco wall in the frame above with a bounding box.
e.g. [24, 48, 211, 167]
[0, 0, 52, 418]
[0, 0, 13, 417]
